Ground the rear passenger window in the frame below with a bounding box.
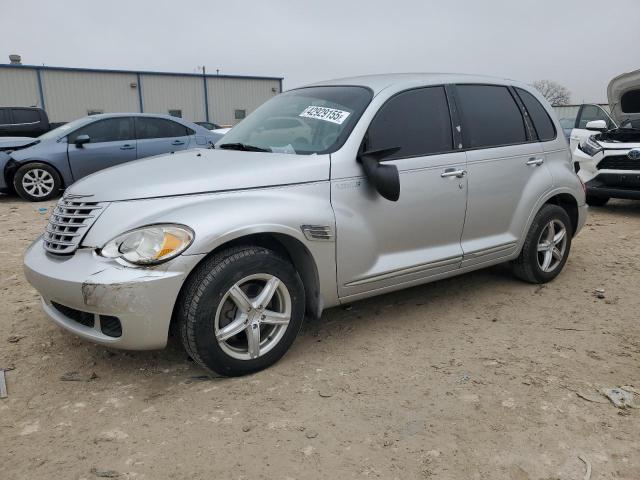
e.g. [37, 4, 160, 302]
[12, 109, 40, 124]
[136, 118, 189, 139]
[456, 85, 527, 148]
[365, 86, 453, 159]
[516, 88, 556, 141]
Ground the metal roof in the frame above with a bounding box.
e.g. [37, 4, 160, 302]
[0, 63, 283, 81]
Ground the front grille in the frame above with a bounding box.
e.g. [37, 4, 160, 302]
[51, 302, 95, 328]
[597, 155, 640, 171]
[43, 198, 104, 255]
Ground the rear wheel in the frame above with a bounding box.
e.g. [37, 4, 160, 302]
[586, 194, 609, 207]
[177, 246, 305, 376]
[512, 204, 572, 284]
[13, 163, 61, 202]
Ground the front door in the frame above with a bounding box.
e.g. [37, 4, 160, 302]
[134, 117, 192, 159]
[333, 86, 468, 299]
[67, 117, 137, 180]
[453, 84, 553, 267]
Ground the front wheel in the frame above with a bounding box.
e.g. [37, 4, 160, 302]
[177, 246, 305, 376]
[13, 162, 62, 201]
[511, 204, 572, 284]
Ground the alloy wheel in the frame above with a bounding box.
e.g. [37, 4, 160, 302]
[214, 273, 291, 360]
[536, 219, 567, 273]
[22, 168, 55, 198]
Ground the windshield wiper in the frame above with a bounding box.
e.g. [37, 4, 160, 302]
[217, 143, 270, 152]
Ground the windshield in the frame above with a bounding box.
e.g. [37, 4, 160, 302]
[218, 86, 372, 155]
[38, 118, 89, 141]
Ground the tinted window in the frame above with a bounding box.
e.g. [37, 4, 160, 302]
[577, 105, 613, 129]
[136, 118, 189, 139]
[365, 87, 453, 159]
[12, 108, 40, 124]
[0, 109, 10, 125]
[456, 85, 527, 148]
[69, 117, 134, 143]
[516, 88, 556, 141]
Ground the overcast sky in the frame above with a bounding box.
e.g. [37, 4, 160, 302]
[3, 0, 639, 103]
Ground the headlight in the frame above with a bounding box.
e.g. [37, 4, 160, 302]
[99, 224, 194, 265]
[579, 135, 603, 157]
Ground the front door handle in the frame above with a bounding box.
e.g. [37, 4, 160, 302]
[120, 144, 135, 150]
[526, 157, 544, 166]
[441, 168, 467, 178]
[171, 140, 185, 146]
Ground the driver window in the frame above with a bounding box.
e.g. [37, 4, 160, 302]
[69, 117, 134, 143]
[365, 86, 453, 160]
[578, 105, 614, 129]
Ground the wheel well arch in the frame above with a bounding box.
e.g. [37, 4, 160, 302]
[170, 232, 322, 334]
[544, 193, 579, 236]
[5, 159, 66, 189]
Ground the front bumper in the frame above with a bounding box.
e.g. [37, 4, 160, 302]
[23, 237, 205, 349]
[586, 175, 640, 200]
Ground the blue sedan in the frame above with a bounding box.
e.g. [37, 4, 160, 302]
[0, 113, 222, 201]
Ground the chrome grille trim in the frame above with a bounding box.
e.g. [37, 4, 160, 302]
[43, 198, 105, 255]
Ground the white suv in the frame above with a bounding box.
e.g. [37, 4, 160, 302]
[574, 69, 640, 206]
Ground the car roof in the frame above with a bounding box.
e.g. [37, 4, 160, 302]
[89, 113, 190, 121]
[304, 73, 530, 95]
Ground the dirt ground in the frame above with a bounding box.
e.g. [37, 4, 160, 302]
[1, 195, 639, 480]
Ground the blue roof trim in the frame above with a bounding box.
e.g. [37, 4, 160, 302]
[0, 63, 284, 81]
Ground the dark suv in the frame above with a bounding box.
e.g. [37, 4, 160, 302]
[0, 107, 50, 137]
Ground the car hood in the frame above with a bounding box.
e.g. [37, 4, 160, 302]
[65, 148, 331, 202]
[608, 69, 640, 124]
[0, 136, 39, 151]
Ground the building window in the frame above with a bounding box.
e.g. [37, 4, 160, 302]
[234, 109, 246, 120]
[168, 109, 182, 118]
[87, 109, 103, 116]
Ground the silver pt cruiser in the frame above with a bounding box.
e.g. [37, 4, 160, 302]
[24, 74, 588, 376]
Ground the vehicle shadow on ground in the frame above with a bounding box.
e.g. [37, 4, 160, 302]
[57, 263, 515, 385]
[593, 199, 640, 217]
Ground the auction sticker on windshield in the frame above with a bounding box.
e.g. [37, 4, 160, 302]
[299, 106, 350, 125]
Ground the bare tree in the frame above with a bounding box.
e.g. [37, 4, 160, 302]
[531, 80, 571, 106]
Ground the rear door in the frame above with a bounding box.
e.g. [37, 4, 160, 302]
[454, 84, 553, 267]
[67, 117, 137, 179]
[0, 109, 11, 136]
[134, 117, 193, 158]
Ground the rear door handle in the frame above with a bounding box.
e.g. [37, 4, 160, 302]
[526, 157, 544, 166]
[441, 168, 467, 178]
[171, 140, 185, 146]
[120, 144, 135, 150]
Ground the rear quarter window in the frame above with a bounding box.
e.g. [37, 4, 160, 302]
[456, 85, 527, 149]
[515, 88, 556, 141]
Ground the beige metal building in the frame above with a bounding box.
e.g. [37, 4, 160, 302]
[0, 63, 282, 125]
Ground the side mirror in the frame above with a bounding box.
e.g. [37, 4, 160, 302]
[585, 120, 607, 131]
[357, 146, 401, 202]
[74, 134, 90, 147]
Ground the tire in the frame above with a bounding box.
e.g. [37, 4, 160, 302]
[13, 162, 62, 202]
[177, 246, 305, 376]
[586, 194, 609, 207]
[511, 204, 573, 284]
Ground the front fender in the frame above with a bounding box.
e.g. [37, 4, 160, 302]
[81, 182, 339, 308]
